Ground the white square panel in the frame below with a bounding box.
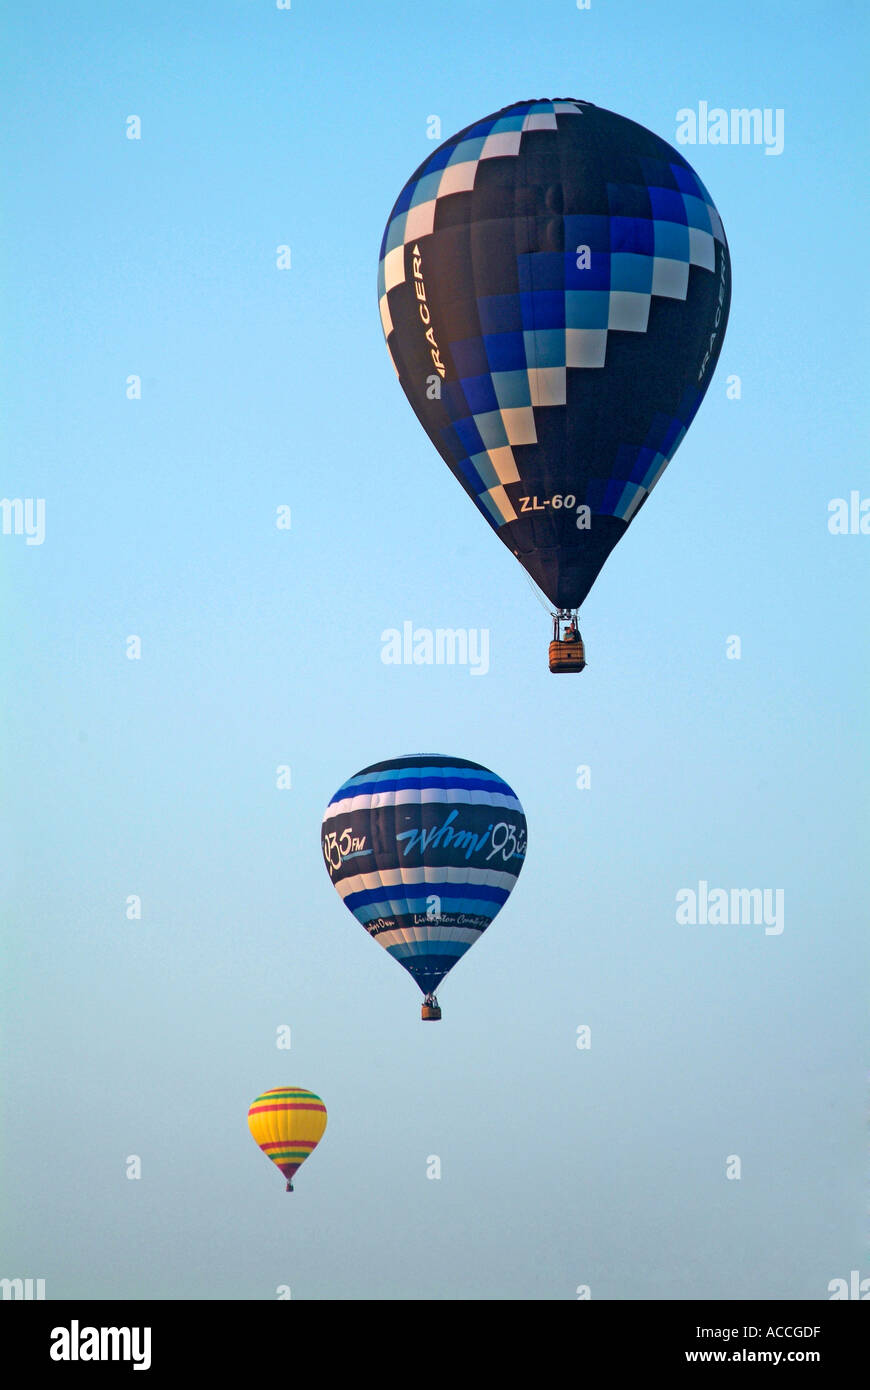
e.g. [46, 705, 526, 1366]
[501, 407, 538, 446]
[485, 485, 517, 524]
[566, 328, 607, 367]
[689, 227, 715, 269]
[651, 257, 689, 299]
[404, 199, 437, 242]
[480, 131, 523, 159]
[608, 291, 651, 332]
[379, 293, 393, 338]
[523, 112, 558, 131]
[528, 367, 567, 406]
[488, 445, 521, 484]
[383, 244, 406, 292]
[438, 160, 478, 197]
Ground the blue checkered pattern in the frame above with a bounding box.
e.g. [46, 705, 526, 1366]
[379, 100, 731, 610]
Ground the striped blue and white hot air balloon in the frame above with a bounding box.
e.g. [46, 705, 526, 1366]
[321, 755, 526, 1019]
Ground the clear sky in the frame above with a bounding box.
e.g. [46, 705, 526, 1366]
[1, 0, 867, 1300]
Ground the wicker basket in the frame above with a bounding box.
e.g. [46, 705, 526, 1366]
[549, 638, 587, 673]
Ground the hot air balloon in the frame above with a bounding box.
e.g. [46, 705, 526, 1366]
[378, 99, 731, 670]
[247, 1087, 327, 1192]
[322, 755, 526, 1019]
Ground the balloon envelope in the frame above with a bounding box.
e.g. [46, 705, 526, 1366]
[322, 755, 526, 997]
[378, 98, 731, 609]
[248, 1087, 327, 1189]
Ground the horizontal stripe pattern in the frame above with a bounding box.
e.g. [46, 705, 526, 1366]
[331, 773, 512, 798]
[354, 901, 500, 928]
[329, 757, 519, 797]
[324, 785, 521, 820]
[248, 1087, 327, 1188]
[376, 924, 484, 949]
[249, 1102, 325, 1114]
[323, 754, 526, 995]
[335, 862, 518, 899]
[386, 939, 472, 960]
[344, 879, 509, 911]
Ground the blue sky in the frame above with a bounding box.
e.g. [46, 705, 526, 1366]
[1, 0, 867, 1299]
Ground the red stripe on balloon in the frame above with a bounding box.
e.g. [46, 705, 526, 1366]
[249, 1103, 325, 1114]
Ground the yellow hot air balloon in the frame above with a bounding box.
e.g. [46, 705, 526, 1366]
[247, 1086, 327, 1192]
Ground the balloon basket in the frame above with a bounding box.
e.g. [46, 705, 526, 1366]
[421, 1004, 442, 1021]
[548, 638, 586, 673]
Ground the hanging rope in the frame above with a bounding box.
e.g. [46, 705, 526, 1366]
[524, 572, 557, 617]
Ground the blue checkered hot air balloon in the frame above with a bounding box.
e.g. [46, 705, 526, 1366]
[378, 99, 731, 670]
[322, 755, 526, 1020]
